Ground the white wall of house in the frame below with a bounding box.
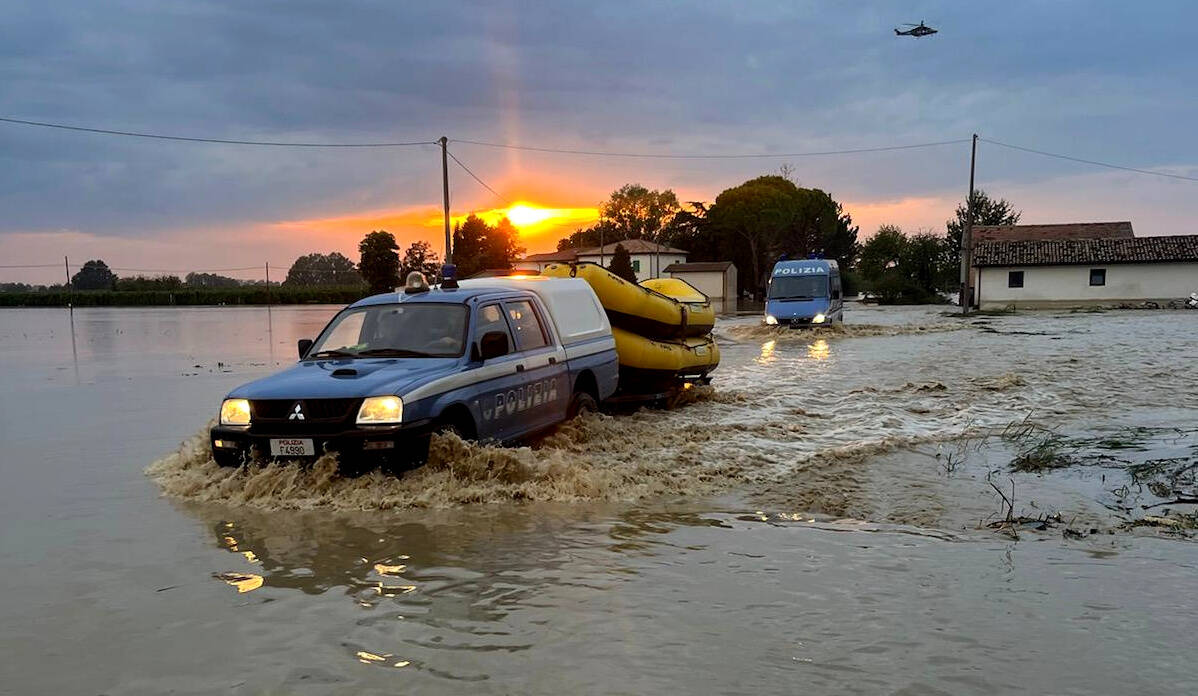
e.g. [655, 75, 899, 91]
[577, 252, 687, 281]
[978, 262, 1198, 309]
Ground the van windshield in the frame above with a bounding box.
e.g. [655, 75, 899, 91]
[768, 275, 828, 300]
[308, 304, 468, 358]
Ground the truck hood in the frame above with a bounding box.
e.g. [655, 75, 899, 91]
[227, 357, 461, 400]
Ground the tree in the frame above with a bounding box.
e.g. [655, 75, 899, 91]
[358, 231, 400, 294]
[599, 184, 680, 242]
[945, 189, 1021, 287]
[284, 252, 361, 287]
[451, 215, 526, 278]
[859, 225, 954, 304]
[400, 240, 441, 282]
[704, 177, 800, 297]
[71, 260, 117, 290]
[114, 275, 183, 291]
[185, 272, 241, 288]
[557, 184, 680, 250]
[607, 243, 638, 282]
[699, 175, 861, 297]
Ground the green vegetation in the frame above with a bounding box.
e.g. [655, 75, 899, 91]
[358, 231, 401, 294]
[606, 243, 637, 282]
[558, 184, 681, 251]
[283, 252, 362, 287]
[400, 240, 442, 281]
[451, 214, 525, 278]
[72, 259, 118, 290]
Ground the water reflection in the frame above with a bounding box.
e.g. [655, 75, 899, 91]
[757, 339, 776, 364]
[807, 338, 830, 361]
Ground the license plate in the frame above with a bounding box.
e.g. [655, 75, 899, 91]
[269, 438, 315, 457]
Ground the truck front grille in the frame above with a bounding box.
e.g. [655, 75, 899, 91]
[250, 398, 361, 423]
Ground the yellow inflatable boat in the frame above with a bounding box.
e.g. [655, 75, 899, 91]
[638, 277, 716, 335]
[542, 262, 713, 338]
[611, 327, 720, 381]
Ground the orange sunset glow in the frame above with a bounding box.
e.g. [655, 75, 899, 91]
[271, 201, 600, 256]
[444, 202, 600, 237]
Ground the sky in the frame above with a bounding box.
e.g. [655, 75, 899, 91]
[3, 0, 1198, 284]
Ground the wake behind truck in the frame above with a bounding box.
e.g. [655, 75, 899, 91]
[210, 265, 718, 470]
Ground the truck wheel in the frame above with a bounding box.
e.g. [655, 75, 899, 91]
[567, 391, 598, 419]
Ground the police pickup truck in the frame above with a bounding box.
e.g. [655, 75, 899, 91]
[210, 271, 619, 469]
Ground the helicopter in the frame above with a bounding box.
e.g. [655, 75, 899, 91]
[895, 21, 938, 37]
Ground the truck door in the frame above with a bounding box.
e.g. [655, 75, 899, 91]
[501, 298, 569, 435]
[471, 303, 526, 441]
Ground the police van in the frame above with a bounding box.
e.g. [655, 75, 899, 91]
[210, 271, 619, 470]
[764, 259, 843, 327]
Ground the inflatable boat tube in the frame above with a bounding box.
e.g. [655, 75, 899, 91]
[638, 277, 716, 336]
[542, 262, 710, 338]
[610, 327, 720, 381]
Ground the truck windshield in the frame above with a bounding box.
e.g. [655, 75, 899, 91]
[308, 304, 468, 358]
[768, 275, 828, 300]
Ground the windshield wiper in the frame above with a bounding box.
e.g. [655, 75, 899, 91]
[773, 295, 815, 300]
[356, 348, 436, 358]
[308, 349, 356, 359]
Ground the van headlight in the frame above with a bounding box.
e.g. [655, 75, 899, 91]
[220, 398, 251, 425]
[357, 396, 403, 425]
[812, 313, 827, 324]
[764, 315, 778, 325]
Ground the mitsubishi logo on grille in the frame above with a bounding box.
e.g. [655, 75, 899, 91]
[288, 402, 305, 421]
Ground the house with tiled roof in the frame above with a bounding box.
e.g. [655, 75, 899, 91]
[971, 223, 1198, 309]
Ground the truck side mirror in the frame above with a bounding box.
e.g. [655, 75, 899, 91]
[477, 331, 510, 361]
[297, 338, 313, 359]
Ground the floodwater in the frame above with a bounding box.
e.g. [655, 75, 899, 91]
[2, 304, 1197, 694]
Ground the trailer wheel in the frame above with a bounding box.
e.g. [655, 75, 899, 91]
[567, 391, 598, 419]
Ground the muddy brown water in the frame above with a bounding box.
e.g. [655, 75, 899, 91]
[2, 304, 1197, 694]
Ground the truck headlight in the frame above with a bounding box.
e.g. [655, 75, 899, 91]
[220, 398, 251, 425]
[357, 396, 403, 425]
[764, 315, 778, 325]
[812, 313, 827, 324]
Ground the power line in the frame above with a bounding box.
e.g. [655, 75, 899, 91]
[449, 137, 971, 159]
[446, 149, 512, 206]
[0, 116, 437, 148]
[0, 263, 61, 269]
[981, 137, 1198, 183]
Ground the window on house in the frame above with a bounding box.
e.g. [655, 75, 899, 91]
[1089, 268, 1106, 286]
[632, 259, 640, 272]
[1008, 271, 1024, 288]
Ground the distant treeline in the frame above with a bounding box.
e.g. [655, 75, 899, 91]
[0, 285, 370, 307]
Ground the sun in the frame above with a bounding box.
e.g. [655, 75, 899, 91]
[504, 204, 556, 227]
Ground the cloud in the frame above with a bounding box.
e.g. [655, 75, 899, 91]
[3, 0, 1198, 284]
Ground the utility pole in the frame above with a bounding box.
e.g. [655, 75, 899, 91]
[439, 136, 452, 264]
[63, 256, 71, 289]
[959, 133, 978, 314]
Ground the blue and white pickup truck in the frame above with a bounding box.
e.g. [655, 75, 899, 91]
[210, 272, 619, 469]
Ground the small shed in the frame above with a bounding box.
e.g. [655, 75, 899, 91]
[662, 261, 738, 314]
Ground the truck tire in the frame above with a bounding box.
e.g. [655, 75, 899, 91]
[567, 391, 598, 419]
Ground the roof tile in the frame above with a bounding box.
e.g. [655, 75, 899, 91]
[974, 235, 1198, 267]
